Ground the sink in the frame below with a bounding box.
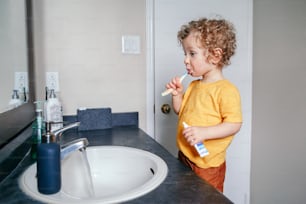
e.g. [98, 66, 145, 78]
[19, 146, 168, 204]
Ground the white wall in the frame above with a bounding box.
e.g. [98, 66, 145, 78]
[33, 0, 147, 130]
[252, 0, 306, 203]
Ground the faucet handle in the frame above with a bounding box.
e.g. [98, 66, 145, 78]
[52, 122, 81, 144]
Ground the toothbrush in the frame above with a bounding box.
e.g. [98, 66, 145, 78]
[182, 122, 209, 158]
[161, 73, 188, 96]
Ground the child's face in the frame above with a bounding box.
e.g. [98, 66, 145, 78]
[182, 32, 213, 78]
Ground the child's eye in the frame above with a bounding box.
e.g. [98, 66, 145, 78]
[190, 51, 196, 56]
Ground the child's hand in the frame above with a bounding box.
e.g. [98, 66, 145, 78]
[182, 125, 205, 146]
[183, 122, 242, 145]
[165, 77, 184, 96]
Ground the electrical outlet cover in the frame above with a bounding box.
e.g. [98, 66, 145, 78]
[46, 72, 60, 92]
[14, 72, 28, 92]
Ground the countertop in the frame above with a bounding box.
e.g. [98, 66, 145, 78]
[0, 126, 233, 204]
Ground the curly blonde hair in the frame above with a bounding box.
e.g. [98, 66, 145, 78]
[177, 18, 236, 68]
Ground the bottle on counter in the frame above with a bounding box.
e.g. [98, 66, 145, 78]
[8, 90, 22, 109]
[37, 122, 61, 194]
[45, 89, 63, 131]
[30, 101, 45, 160]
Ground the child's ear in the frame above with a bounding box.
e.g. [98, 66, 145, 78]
[209, 48, 223, 65]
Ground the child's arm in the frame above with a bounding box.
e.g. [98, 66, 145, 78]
[182, 122, 242, 146]
[165, 76, 184, 114]
[172, 93, 183, 114]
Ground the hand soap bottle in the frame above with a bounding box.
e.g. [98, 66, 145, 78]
[37, 122, 61, 194]
[30, 101, 45, 160]
[45, 89, 63, 132]
[8, 89, 22, 109]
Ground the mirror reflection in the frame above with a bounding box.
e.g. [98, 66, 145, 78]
[0, 0, 29, 113]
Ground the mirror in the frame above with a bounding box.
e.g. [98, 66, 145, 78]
[0, 0, 35, 148]
[0, 0, 28, 112]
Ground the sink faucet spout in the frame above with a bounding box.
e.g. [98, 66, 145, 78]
[61, 138, 89, 160]
[46, 121, 89, 160]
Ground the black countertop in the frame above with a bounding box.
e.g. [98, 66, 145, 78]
[0, 126, 233, 204]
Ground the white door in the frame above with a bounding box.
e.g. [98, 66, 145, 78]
[151, 0, 253, 204]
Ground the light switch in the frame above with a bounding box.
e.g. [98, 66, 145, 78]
[121, 35, 141, 54]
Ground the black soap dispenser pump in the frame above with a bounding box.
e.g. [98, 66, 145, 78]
[37, 122, 61, 194]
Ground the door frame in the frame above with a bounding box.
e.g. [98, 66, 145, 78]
[146, 0, 155, 138]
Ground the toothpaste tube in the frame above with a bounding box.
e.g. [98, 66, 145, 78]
[183, 122, 209, 157]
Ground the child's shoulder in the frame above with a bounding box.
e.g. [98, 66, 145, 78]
[218, 79, 238, 89]
[217, 80, 241, 97]
[189, 79, 239, 92]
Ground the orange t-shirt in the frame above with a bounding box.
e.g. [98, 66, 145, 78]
[177, 79, 242, 168]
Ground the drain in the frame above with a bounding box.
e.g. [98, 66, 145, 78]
[150, 168, 155, 175]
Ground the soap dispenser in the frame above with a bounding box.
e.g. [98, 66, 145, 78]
[8, 89, 22, 109]
[30, 101, 45, 160]
[45, 89, 63, 132]
[37, 122, 61, 194]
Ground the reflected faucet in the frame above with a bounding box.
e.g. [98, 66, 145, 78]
[46, 122, 89, 160]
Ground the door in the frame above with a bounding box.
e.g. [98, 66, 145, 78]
[151, 0, 252, 203]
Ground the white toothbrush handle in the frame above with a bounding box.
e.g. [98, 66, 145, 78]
[161, 73, 187, 96]
[161, 88, 174, 96]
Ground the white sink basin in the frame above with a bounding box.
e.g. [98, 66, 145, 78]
[19, 146, 168, 204]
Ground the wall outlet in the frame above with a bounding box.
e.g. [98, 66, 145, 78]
[14, 72, 28, 92]
[46, 72, 60, 92]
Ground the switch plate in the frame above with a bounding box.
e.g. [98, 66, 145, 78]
[46, 72, 60, 92]
[14, 72, 28, 92]
[121, 35, 141, 54]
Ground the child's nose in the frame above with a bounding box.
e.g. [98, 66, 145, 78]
[184, 56, 189, 65]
